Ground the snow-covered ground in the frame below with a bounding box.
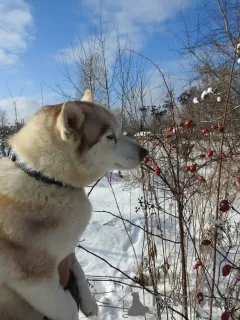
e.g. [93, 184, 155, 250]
[75, 166, 240, 320]
[76, 173, 157, 319]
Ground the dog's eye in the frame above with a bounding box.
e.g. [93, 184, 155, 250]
[107, 135, 115, 141]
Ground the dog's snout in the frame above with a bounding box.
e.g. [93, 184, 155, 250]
[139, 147, 148, 160]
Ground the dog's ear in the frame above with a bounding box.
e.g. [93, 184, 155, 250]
[81, 89, 93, 102]
[58, 101, 85, 141]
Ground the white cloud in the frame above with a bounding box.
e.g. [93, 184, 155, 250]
[136, 55, 193, 107]
[0, 0, 33, 66]
[83, 0, 191, 36]
[56, 0, 194, 106]
[0, 97, 41, 123]
[115, 0, 188, 24]
[0, 89, 70, 124]
[58, 0, 192, 66]
[0, 49, 19, 65]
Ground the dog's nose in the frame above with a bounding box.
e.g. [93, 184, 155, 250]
[139, 147, 148, 160]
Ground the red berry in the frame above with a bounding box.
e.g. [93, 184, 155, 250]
[155, 166, 161, 175]
[221, 311, 230, 320]
[143, 156, 149, 163]
[188, 143, 194, 149]
[190, 163, 197, 172]
[184, 166, 190, 172]
[193, 263, 198, 270]
[201, 239, 211, 245]
[197, 259, 202, 266]
[220, 200, 230, 212]
[222, 264, 232, 276]
[211, 124, 218, 130]
[199, 176, 206, 183]
[168, 126, 173, 132]
[199, 154, 206, 158]
[184, 119, 192, 126]
[201, 128, 208, 135]
[220, 152, 226, 157]
[237, 177, 240, 184]
[196, 292, 204, 303]
[207, 150, 213, 157]
[218, 126, 224, 133]
[193, 260, 202, 269]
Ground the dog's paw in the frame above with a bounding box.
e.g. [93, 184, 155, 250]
[80, 297, 98, 317]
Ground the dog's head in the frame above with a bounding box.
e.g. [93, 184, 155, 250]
[9, 90, 148, 187]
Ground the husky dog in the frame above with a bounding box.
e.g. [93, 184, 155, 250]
[0, 90, 148, 320]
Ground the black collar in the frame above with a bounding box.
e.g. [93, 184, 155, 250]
[7, 150, 70, 188]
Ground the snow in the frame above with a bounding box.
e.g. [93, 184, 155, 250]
[193, 97, 199, 104]
[237, 58, 240, 64]
[217, 96, 221, 102]
[207, 87, 213, 94]
[201, 90, 208, 100]
[211, 219, 224, 227]
[76, 174, 150, 319]
[76, 173, 175, 319]
[134, 131, 151, 137]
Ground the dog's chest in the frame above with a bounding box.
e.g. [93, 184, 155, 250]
[0, 189, 92, 263]
[41, 192, 92, 259]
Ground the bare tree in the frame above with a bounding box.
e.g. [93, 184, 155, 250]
[172, 0, 240, 127]
[0, 110, 7, 127]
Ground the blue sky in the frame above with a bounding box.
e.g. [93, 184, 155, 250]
[0, 0, 201, 123]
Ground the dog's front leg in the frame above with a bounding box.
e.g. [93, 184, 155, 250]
[70, 252, 98, 317]
[8, 272, 79, 320]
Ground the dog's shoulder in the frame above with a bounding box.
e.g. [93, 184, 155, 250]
[0, 157, 92, 260]
[0, 158, 92, 230]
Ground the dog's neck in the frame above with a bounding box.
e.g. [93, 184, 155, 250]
[6, 150, 71, 188]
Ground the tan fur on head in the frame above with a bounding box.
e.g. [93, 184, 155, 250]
[8, 100, 118, 188]
[57, 101, 85, 142]
[81, 89, 93, 102]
